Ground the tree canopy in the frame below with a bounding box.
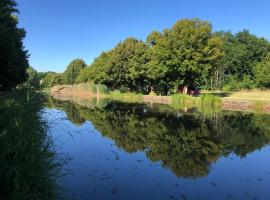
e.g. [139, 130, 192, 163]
[146, 19, 224, 92]
[63, 59, 86, 84]
[41, 72, 63, 88]
[254, 52, 270, 88]
[73, 18, 269, 93]
[0, 0, 29, 89]
[39, 18, 270, 93]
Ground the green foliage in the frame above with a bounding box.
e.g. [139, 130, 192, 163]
[75, 19, 226, 94]
[171, 94, 221, 112]
[254, 53, 270, 88]
[49, 19, 270, 92]
[63, 59, 86, 84]
[96, 84, 109, 94]
[217, 30, 270, 89]
[0, 0, 29, 90]
[41, 72, 63, 88]
[222, 75, 240, 91]
[223, 74, 256, 91]
[25, 67, 40, 88]
[109, 91, 143, 103]
[84, 38, 150, 93]
[76, 52, 112, 84]
[239, 75, 255, 89]
[0, 90, 62, 199]
[148, 19, 224, 93]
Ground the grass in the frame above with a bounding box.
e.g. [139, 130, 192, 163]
[171, 94, 222, 113]
[202, 89, 270, 101]
[51, 83, 269, 113]
[226, 89, 270, 101]
[51, 82, 110, 97]
[108, 90, 143, 103]
[0, 90, 63, 200]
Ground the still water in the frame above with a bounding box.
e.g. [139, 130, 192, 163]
[44, 99, 270, 200]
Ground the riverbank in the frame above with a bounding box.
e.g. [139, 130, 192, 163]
[51, 85, 270, 113]
[0, 90, 62, 200]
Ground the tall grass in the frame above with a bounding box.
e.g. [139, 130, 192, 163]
[96, 84, 109, 94]
[55, 82, 110, 96]
[0, 90, 63, 200]
[109, 91, 143, 103]
[171, 94, 221, 113]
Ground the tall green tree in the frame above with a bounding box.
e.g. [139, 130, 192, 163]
[0, 0, 29, 89]
[76, 51, 112, 84]
[25, 67, 39, 88]
[104, 38, 150, 92]
[147, 19, 224, 93]
[217, 30, 270, 89]
[75, 18, 269, 93]
[63, 59, 86, 84]
[254, 53, 270, 88]
[78, 38, 150, 93]
[41, 72, 63, 88]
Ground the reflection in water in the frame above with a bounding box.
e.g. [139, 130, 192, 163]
[46, 98, 270, 200]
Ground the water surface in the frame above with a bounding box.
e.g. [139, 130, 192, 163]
[44, 99, 270, 200]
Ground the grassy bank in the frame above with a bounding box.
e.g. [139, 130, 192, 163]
[51, 83, 270, 113]
[109, 91, 143, 103]
[171, 94, 222, 113]
[0, 90, 62, 200]
[201, 89, 270, 101]
[225, 89, 270, 101]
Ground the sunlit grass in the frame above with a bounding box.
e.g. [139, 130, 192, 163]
[227, 89, 270, 101]
[108, 91, 143, 103]
[171, 94, 222, 113]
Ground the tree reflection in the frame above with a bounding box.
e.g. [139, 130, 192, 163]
[48, 99, 270, 179]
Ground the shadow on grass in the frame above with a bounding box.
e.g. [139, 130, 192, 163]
[0, 90, 65, 200]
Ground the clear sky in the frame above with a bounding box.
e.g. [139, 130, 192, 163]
[17, 0, 270, 72]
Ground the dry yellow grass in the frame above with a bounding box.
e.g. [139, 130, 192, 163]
[226, 90, 270, 101]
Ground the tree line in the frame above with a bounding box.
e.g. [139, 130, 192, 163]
[1, 1, 269, 93]
[0, 0, 29, 90]
[41, 19, 270, 94]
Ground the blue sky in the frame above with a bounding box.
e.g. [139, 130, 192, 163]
[17, 0, 270, 72]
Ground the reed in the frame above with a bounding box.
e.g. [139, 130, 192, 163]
[109, 91, 143, 103]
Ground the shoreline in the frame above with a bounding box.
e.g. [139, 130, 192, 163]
[50, 85, 270, 113]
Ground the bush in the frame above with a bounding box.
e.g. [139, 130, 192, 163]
[239, 75, 255, 90]
[97, 84, 109, 94]
[222, 75, 240, 91]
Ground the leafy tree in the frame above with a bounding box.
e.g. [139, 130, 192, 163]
[76, 51, 112, 84]
[78, 38, 150, 93]
[103, 38, 150, 92]
[0, 0, 29, 89]
[146, 19, 224, 93]
[254, 53, 270, 88]
[73, 19, 269, 92]
[41, 72, 63, 88]
[217, 30, 270, 89]
[63, 59, 86, 84]
[41, 73, 55, 88]
[25, 67, 40, 88]
[51, 73, 64, 86]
